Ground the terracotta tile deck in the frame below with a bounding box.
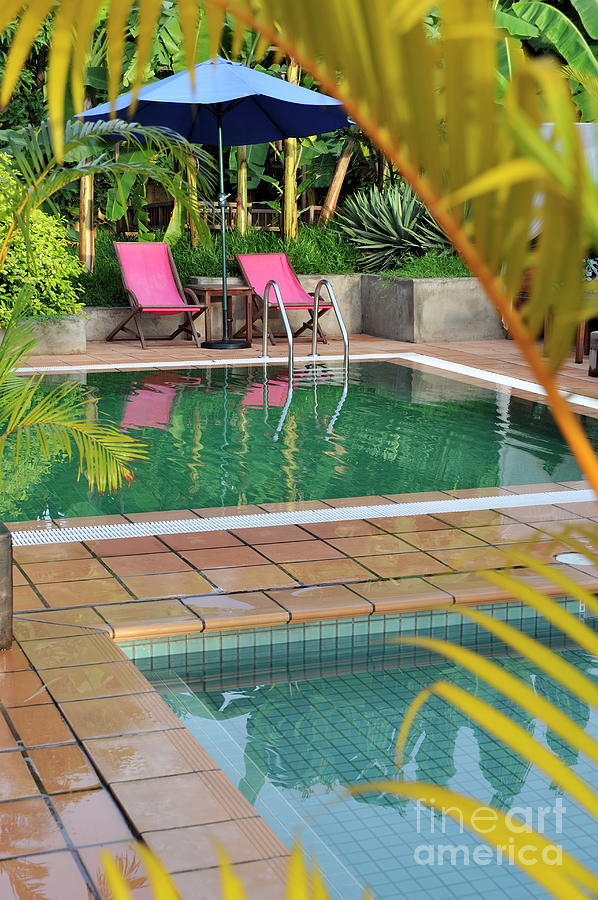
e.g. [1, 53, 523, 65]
[3, 486, 598, 896]
[0, 627, 289, 898]
[6, 484, 597, 634]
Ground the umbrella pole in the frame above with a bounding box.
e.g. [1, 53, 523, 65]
[202, 113, 251, 350]
[218, 115, 229, 339]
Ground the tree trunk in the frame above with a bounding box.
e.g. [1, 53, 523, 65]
[319, 136, 356, 225]
[187, 156, 200, 248]
[283, 60, 300, 240]
[236, 145, 248, 234]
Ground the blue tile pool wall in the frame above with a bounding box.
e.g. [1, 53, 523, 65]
[123, 599, 586, 691]
[126, 602, 598, 900]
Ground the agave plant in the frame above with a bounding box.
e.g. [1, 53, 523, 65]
[336, 182, 449, 271]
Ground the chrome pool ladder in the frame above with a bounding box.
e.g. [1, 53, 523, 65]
[260, 278, 350, 441]
[311, 279, 349, 376]
[261, 280, 295, 372]
[260, 278, 350, 377]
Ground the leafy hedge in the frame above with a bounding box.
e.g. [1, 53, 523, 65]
[384, 250, 470, 279]
[0, 156, 83, 326]
[80, 226, 361, 307]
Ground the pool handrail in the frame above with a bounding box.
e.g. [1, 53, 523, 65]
[311, 279, 349, 373]
[262, 279, 294, 374]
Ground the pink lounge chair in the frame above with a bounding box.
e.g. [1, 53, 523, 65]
[236, 253, 332, 345]
[109, 242, 207, 349]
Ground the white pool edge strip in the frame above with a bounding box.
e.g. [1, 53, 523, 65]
[396, 352, 598, 412]
[14, 352, 403, 374]
[10, 488, 594, 545]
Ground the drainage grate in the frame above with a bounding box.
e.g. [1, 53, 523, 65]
[9, 489, 594, 546]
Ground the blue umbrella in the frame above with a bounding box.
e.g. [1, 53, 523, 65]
[84, 57, 350, 349]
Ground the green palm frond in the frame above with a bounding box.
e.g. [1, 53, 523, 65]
[0, 287, 146, 493]
[0, 296, 37, 381]
[0, 118, 216, 264]
[0, 370, 147, 491]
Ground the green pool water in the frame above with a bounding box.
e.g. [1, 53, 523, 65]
[4, 360, 593, 521]
[126, 604, 598, 900]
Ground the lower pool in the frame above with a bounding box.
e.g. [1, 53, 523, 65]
[4, 361, 594, 521]
[126, 603, 598, 899]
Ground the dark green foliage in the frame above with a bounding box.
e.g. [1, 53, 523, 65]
[384, 250, 470, 279]
[0, 24, 49, 129]
[80, 225, 360, 307]
[79, 231, 127, 308]
[336, 183, 449, 272]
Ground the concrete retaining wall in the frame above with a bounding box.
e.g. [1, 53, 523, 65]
[8, 274, 506, 353]
[362, 275, 504, 342]
[85, 273, 362, 345]
[0, 316, 86, 355]
[185, 274, 362, 341]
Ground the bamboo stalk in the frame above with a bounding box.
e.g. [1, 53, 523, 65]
[236, 145, 248, 234]
[79, 97, 95, 272]
[187, 156, 200, 248]
[79, 172, 95, 272]
[283, 60, 300, 240]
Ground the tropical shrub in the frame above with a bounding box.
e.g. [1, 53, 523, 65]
[80, 225, 360, 307]
[0, 155, 83, 326]
[336, 183, 449, 272]
[0, 118, 214, 305]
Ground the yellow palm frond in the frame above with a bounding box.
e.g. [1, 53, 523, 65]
[351, 781, 595, 899]
[101, 841, 344, 899]
[359, 529, 598, 898]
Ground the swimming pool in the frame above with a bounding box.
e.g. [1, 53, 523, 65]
[126, 603, 598, 900]
[5, 361, 594, 521]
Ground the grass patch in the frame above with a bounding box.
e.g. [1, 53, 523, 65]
[384, 250, 470, 279]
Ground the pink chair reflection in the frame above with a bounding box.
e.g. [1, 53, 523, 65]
[121, 373, 200, 430]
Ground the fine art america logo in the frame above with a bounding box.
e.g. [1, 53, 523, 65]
[413, 799, 566, 867]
